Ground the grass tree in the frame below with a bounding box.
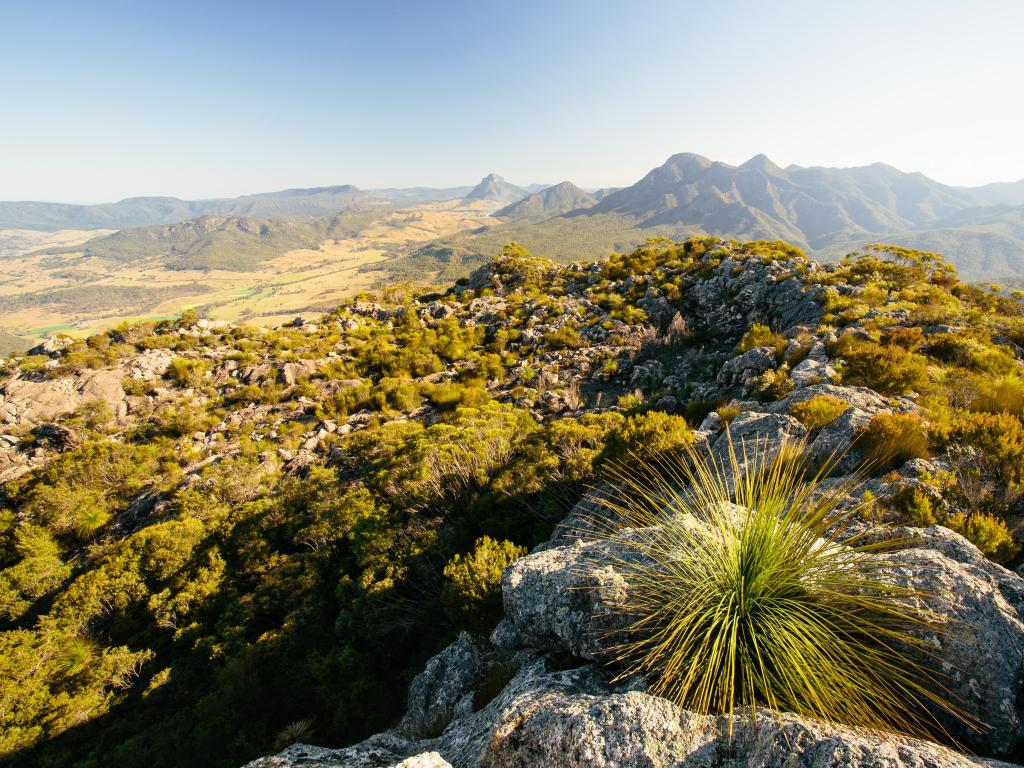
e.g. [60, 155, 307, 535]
[590, 434, 969, 741]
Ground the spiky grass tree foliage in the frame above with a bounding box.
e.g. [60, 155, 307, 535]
[591, 435, 966, 740]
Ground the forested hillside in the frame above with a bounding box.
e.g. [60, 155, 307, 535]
[4, 238, 1024, 767]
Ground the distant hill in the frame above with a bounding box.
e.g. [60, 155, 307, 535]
[496, 181, 598, 219]
[464, 174, 531, 204]
[49, 210, 379, 271]
[959, 179, 1024, 207]
[0, 186, 376, 231]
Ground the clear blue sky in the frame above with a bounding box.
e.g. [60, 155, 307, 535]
[3, 0, 1023, 202]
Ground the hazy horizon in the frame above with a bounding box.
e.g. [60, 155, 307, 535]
[7, 152, 1024, 207]
[4, 0, 1024, 203]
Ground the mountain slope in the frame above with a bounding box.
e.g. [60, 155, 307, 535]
[464, 174, 530, 203]
[49, 210, 380, 271]
[0, 186, 375, 231]
[496, 181, 598, 219]
[5, 239, 1024, 768]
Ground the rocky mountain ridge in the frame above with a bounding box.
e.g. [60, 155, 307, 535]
[5, 237, 1024, 767]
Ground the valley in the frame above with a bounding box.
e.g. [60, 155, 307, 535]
[0, 201, 498, 345]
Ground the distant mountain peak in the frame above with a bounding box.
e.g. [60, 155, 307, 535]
[741, 153, 783, 174]
[465, 174, 530, 204]
[496, 181, 597, 219]
[664, 152, 713, 171]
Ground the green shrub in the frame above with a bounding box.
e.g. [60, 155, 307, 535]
[789, 395, 849, 431]
[611, 411, 694, 460]
[737, 323, 785, 354]
[946, 411, 1024, 488]
[959, 513, 1019, 563]
[370, 377, 421, 413]
[834, 336, 931, 396]
[890, 486, 938, 526]
[542, 325, 584, 350]
[167, 357, 211, 388]
[593, 439, 956, 738]
[969, 375, 1024, 418]
[442, 536, 526, 630]
[857, 412, 930, 473]
[880, 326, 924, 351]
[753, 365, 794, 400]
[715, 404, 741, 424]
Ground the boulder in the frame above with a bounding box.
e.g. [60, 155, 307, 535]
[715, 346, 776, 391]
[500, 539, 631, 660]
[478, 682, 1006, 768]
[0, 369, 125, 427]
[397, 633, 518, 739]
[790, 355, 838, 387]
[247, 653, 1017, 768]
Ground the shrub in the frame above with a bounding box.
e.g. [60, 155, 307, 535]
[833, 336, 931, 396]
[857, 412, 930, 473]
[592, 438, 956, 738]
[752, 365, 794, 400]
[611, 411, 694, 460]
[890, 486, 938, 526]
[969, 375, 1024, 418]
[923, 332, 1017, 376]
[789, 395, 849, 431]
[542, 325, 584, 350]
[442, 536, 526, 630]
[715, 404, 741, 424]
[274, 719, 316, 750]
[737, 323, 785, 355]
[960, 513, 1019, 563]
[880, 326, 924, 351]
[167, 357, 211, 388]
[946, 411, 1024, 488]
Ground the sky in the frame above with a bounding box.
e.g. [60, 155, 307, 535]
[2, 0, 1023, 203]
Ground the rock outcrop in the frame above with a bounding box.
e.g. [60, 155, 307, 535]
[245, 501, 1024, 768]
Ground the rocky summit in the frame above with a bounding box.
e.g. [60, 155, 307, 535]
[6, 238, 1024, 768]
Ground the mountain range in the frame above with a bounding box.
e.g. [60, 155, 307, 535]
[580, 153, 1024, 245]
[0, 185, 376, 231]
[0, 176, 546, 232]
[5, 157, 1024, 280]
[476, 154, 1024, 280]
[45, 210, 379, 271]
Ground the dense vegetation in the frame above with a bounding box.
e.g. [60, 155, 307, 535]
[3, 237, 1024, 766]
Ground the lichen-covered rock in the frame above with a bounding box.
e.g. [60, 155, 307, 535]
[240, 734, 419, 768]
[478, 683, 1007, 768]
[877, 540, 1024, 755]
[397, 633, 519, 739]
[503, 516, 1024, 759]
[711, 410, 807, 484]
[715, 346, 777, 391]
[500, 539, 631, 660]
